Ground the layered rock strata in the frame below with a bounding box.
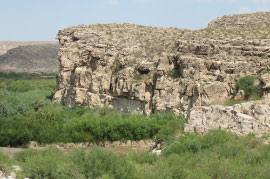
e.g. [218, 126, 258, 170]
[185, 99, 270, 135]
[54, 21, 270, 117]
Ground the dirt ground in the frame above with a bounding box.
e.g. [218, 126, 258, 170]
[0, 147, 25, 159]
[0, 140, 154, 159]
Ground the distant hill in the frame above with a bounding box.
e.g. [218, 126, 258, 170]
[0, 41, 58, 55]
[0, 42, 60, 73]
[207, 12, 270, 30]
[195, 12, 270, 40]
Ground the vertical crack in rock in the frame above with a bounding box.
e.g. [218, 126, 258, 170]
[150, 72, 158, 114]
[66, 65, 77, 106]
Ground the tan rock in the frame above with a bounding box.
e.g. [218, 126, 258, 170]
[53, 19, 270, 116]
[186, 99, 270, 135]
[203, 82, 230, 103]
[234, 90, 245, 100]
[261, 74, 270, 89]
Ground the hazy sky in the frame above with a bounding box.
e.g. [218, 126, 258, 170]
[1, 0, 270, 41]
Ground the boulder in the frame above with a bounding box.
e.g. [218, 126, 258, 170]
[234, 90, 245, 101]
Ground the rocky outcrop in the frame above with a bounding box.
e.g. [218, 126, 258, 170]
[54, 13, 270, 118]
[185, 99, 270, 135]
[54, 24, 189, 115]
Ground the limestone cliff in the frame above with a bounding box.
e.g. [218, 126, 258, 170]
[185, 99, 270, 136]
[54, 13, 270, 118]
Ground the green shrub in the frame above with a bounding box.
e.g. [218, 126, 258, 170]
[0, 76, 56, 93]
[17, 103, 29, 114]
[163, 133, 202, 156]
[163, 130, 236, 156]
[6, 81, 32, 92]
[9, 132, 270, 179]
[31, 100, 46, 111]
[71, 148, 135, 179]
[0, 89, 11, 96]
[46, 91, 55, 100]
[0, 151, 13, 174]
[200, 130, 236, 149]
[0, 105, 185, 146]
[234, 76, 257, 99]
[16, 148, 83, 179]
[0, 116, 33, 146]
[128, 152, 159, 165]
[0, 72, 186, 147]
[15, 149, 38, 163]
[0, 101, 13, 117]
[167, 69, 180, 79]
[153, 113, 185, 143]
[133, 73, 142, 80]
[0, 151, 9, 164]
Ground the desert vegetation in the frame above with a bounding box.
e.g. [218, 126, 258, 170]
[233, 75, 258, 99]
[223, 75, 262, 106]
[1, 72, 270, 178]
[2, 12, 270, 178]
[0, 72, 185, 147]
[2, 131, 270, 178]
[167, 69, 181, 79]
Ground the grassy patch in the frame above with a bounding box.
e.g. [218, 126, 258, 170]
[7, 130, 270, 179]
[223, 99, 246, 106]
[0, 151, 14, 174]
[0, 72, 56, 79]
[167, 69, 180, 79]
[223, 95, 263, 106]
[133, 73, 142, 80]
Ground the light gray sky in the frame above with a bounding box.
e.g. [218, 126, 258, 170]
[1, 0, 270, 41]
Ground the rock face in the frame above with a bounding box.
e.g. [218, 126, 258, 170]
[185, 100, 270, 135]
[0, 43, 60, 73]
[54, 13, 270, 119]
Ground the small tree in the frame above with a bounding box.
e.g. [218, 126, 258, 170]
[234, 76, 257, 99]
